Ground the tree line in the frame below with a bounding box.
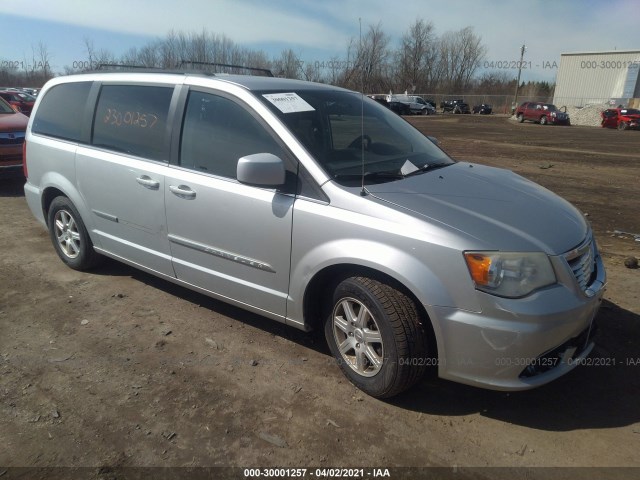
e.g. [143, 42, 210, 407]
[1, 21, 554, 100]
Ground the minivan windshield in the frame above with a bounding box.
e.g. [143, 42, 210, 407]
[256, 89, 453, 185]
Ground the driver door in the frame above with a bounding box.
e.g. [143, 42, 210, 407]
[165, 89, 297, 318]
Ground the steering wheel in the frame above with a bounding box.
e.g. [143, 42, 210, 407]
[348, 134, 372, 151]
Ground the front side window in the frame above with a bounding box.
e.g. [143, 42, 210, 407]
[32, 82, 92, 141]
[92, 85, 173, 161]
[257, 89, 453, 185]
[180, 91, 286, 179]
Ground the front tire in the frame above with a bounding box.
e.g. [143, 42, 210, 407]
[324, 276, 430, 398]
[618, 121, 628, 131]
[48, 196, 102, 271]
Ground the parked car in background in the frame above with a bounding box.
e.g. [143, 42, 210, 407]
[20, 88, 40, 97]
[0, 97, 28, 175]
[368, 94, 411, 115]
[601, 108, 640, 130]
[472, 103, 492, 114]
[386, 94, 435, 115]
[386, 97, 412, 115]
[0, 90, 36, 116]
[407, 95, 436, 115]
[515, 102, 570, 125]
[441, 99, 470, 114]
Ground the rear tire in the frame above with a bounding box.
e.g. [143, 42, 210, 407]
[517, 114, 524, 123]
[47, 196, 102, 271]
[540, 115, 548, 125]
[324, 276, 430, 398]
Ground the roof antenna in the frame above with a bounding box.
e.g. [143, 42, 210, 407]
[359, 17, 367, 196]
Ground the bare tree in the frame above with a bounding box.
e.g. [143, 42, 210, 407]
[83, 37, 97, 69]
[435, 27, 486, 92]
[395, 19, 437, 93]
[341, 22, 391, 92]
[23, 42, 53, 84]
[325, 55, 345, 85]
[137, 43, 160, 67]
[272, 49, 302, 79]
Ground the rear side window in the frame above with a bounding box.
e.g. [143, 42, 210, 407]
[32, 82, 92, 141]
[92, 85, 173, 161]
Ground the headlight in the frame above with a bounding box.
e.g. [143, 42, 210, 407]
[463, 251, 556, 298]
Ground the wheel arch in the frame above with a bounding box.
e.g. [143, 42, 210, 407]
[39, 173, 98, 246]
[298, 262, 439, 362]
[41, 186, 68, 227]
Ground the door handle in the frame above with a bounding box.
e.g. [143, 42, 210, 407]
[136, 175, 160, 189]
[169, 185, 196, 199]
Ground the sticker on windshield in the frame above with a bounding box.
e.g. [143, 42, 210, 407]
[262, 93, 315, 114]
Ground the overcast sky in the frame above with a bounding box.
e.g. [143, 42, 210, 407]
[2, 0, 639, 83]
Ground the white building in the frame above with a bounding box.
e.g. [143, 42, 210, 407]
[553, 50, 640, 107]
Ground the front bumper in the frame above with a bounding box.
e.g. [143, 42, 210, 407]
[430, 251, 606, 390]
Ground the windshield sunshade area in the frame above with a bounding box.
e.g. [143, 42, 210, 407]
[257, 89, 453, 185]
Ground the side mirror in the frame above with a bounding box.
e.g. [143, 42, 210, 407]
[237, 153, 285, 187]
[427, 136, 439, 145]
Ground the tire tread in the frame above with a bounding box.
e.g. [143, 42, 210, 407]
[327, 275, 431, 398]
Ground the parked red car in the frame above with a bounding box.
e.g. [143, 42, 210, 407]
[515, 101, 570, 125]
[601, 108, 640, 130]
[0, 90, 36, 116]
[0, 97, 28, 175]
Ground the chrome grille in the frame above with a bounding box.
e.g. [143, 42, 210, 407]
[0, 131, 25, 145]
[564, 238, 596, 292]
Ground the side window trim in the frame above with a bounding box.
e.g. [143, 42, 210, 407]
[82, 81, 102, 144]
[169, 84, 189, 166]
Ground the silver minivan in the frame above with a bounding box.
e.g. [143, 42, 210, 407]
[24, 72, 606, 397]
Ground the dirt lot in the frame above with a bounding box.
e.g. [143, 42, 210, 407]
[1, 114, 639, 477]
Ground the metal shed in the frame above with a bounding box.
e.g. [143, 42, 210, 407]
[553, 50, 640, 108]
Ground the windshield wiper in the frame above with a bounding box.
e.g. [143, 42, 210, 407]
[333, 170, 405, 180]
[403, 162, 452, 177]
[334, 163, 451, 182]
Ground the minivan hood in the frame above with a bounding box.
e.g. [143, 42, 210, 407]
[366, 162, 588, 254]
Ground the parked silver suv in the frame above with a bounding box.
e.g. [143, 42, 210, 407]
[24, 72, 605, 397]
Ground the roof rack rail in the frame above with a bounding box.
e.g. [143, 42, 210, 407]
[92, 62, 274, 78]
[94, 64, 215, 76]
[97, 63, 163, 71]
[177, 60, 274, 77]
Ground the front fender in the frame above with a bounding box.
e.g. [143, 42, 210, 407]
[286, 236, 478, 331]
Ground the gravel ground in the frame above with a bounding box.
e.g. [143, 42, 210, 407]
[565, 104, 609, 127]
